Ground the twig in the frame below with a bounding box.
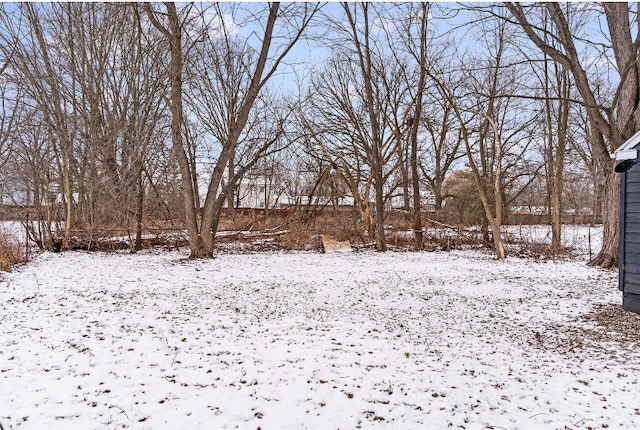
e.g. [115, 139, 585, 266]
[22, 295, 38, 303]
[424, 217, 458, 230]
[262, 220, 293, 233]
[55, 413, 80, 420]
[391, 270, 403, 280]
[109, 404, 130, 420]
[528, 412, 549, 419]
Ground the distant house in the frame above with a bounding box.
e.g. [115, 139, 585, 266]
[232, 177, 281, 209]
[613, 129, 640, 314]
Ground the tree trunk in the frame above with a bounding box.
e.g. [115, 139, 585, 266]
[226, 158, 235, 214]
[410, 3, 428, 251]
[27, 4, 74, 249]
[134, 165, 144, 252]
[462, 111, 505, 258]
[491, 138, 506, 259]
[344, 3, 387, 252]
[373, 170, 387, 252]
[589, 165, 619, 268]
[546, 59, 569, 252]
[146, 2, 209, 258]
[411, 148, 423, 250]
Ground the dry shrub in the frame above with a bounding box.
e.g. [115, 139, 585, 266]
[503, 230, 574, 260]
[218, 208, 295, 233]
[64, 219, 189, 252]
[215, 208, 365, 252]
[508, 241, 573, 260]
[44, 208, 584, 260]
[386, 230, 416, 249]
[0, 229, 26, 272]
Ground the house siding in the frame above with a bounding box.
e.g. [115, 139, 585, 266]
[621, 165, 640, 313]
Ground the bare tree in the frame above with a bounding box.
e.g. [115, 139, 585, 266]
[303, 43, 408, 249]
[306, 3, 401, 251]
[391, 4, 465, 218]
[341, 3, 389, 251]
[504, 2, 640, 267]
[6, 4, 76, 248]
[419, 96, 465, 212]
[144, 2, 206, 256]
[394, 3, 431, 249]
[541, 53, 571, 251]
[430, 13, 540, 258]
[12, 117, 60, 248]
[146, 2, 319, 257]
[0, 3, 170, 251]
[0, 82, 19, 174]
[0, 7, 17, 176]
[57, 3, 169, 248]
[300, 73, 376, 237]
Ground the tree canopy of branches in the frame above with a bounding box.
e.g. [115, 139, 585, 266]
[0, 2, 637, 266]
[145, 2, 319, 258]
[503, 2, 640, 266]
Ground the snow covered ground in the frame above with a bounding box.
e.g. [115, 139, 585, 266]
[1, 232, 639, 429]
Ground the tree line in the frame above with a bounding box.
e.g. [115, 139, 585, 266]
[0, 2, 637, 266]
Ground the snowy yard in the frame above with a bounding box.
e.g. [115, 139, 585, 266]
[1, 241, 640, 429]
